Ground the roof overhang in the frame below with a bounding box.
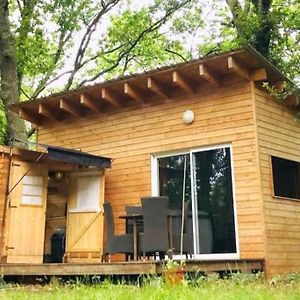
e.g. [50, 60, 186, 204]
[46, 145, 111, 168]
[10, 46, 299, 125]
[1, 144, 111, 169]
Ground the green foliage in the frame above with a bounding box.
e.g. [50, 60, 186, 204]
[210, 0, 300, 82]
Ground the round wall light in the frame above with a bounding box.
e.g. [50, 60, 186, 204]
[182, 110, 194, 124]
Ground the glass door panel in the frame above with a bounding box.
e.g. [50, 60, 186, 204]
[191, 147, 236, 255]
[157, 154, 193, 255]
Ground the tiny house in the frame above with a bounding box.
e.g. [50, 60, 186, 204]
[1, 46, 300, 277]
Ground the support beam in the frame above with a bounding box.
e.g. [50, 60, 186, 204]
[250, 68, 267, 81]
[80, 93, 100, 113]
[18, 108, 42, 125]
[38, 103, 60, 122]
[228, 56, 251, 80]
[124, 83, 143, 102]
[172, 71, 194, 93]
[101, 88, 121, 107]
[147, 77, 168, 98]
[59, 99, 81, 117]
[285, 95, 299, 106]
[199, 64, 220, 86]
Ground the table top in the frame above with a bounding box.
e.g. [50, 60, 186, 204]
[119, 213, 143, 219]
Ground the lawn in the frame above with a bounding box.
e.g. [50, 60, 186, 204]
[1, 273, 300, 300]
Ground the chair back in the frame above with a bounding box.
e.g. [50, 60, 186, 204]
[125, 206, 142, 215]
[103, 202, 115, 238]
[141, 196, 169, 253]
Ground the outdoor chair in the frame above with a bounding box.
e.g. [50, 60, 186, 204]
[139, 196, 169, 260]
[103, 202, 134, 261]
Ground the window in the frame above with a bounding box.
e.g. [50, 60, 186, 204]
[74, 176, 100, 211]
[272, 156, 300, 200]
[22, 175, 44, 205]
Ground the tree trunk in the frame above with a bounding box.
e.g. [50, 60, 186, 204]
[251, 0, 273, 58]
[0, 0, 27, 144]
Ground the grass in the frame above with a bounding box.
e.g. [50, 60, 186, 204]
[1, 272, 300, 300]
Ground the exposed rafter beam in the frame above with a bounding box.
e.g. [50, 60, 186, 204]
[80, 93, 100, 113]
[172, 71, 194, 93]
[285, 95, 299, 106]
[251, 68, 267, 81]
[124, 83, 143, 102]
[228, 56, 269, 82]
[101, 88, 121, 107]
[38, 103, 60, 122]
[147, 77, 168, 98]
[18, 108, 42, 125]
[59, 98, 81, 117]
[228, 56, 251, 80]
[199, 64, 220, 86]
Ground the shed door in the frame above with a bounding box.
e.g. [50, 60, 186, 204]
[66, 174, 104, 260]
[6, 161, 48, 263]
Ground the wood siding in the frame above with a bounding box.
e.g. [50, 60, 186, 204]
[38, 79, 265, 260]
[254, 87, 300, 276]
[0, 149, 9, 260]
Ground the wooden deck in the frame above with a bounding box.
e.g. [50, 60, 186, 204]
[0, 259, 264, 277]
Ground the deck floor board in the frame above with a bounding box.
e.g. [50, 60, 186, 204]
[0, 259, 264, 276]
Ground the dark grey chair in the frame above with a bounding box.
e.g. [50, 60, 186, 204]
[139, 196, 169, 259]
[103, 202, 133, 261]
[125, 205, 143, 235]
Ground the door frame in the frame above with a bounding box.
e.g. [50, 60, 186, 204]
[151, 143, 240, 260]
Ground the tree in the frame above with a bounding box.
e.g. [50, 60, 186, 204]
[1, 0, 299, 145]
[0, 0, 198, 144]
[207, 0, 300, 81]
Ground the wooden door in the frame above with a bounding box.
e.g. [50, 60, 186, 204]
[66, 172, 105, 262]
[6, 161, 48, 263]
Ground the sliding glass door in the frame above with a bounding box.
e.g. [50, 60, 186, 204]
[152, 145, 238, 259]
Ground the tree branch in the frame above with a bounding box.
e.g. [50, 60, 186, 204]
[76, 0, 192, 87]
[165, 48, 187, 62]
[64, 0, 122, 90]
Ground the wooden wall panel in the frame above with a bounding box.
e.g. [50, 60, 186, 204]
[255, 87, 300, 276]
[38, 81, 265, 260]
[0, 148, 10, 259]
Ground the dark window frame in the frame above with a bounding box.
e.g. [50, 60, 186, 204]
[271, 156, 300, 200]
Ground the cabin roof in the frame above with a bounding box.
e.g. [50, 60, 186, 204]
[0, 144, 112, 169]
[10, 45, 299, 125]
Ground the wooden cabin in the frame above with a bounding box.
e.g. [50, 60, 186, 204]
[1, 46, 300, 277]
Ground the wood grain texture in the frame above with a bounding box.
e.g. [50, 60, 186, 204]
[254, 87, 300, 276]
[65, 173, 105, 262]
[5, 161, 48, 264]
[0, 151, 10, 260]
[38, 80, 265, 261]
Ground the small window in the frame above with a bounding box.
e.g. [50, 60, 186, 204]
[272, 156, 300, 200]
[22, 175, 44, 205]
[75, 176, 99, 211]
